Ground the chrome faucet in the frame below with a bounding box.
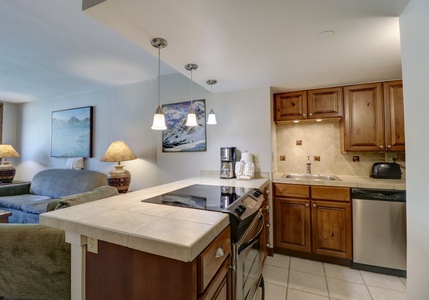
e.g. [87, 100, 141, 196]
[306, 155, 311, 174]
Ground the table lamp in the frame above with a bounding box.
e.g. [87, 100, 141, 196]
[100, 141, 137, 193]
[0, 144, 20, 183]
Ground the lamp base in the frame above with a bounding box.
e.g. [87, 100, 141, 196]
[107, 165, 131, 193]
[0, 161, 16, 183]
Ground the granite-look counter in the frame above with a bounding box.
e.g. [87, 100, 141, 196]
[40, 176, 269, 263]
[272, 173, 406, 190]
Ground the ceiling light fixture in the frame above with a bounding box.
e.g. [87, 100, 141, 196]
[206, 79, 217, 125]
[185, 63, 198, 127]
[150, 37, 168, 130]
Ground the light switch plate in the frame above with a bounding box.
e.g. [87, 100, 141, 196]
[87, 237, 98, 254]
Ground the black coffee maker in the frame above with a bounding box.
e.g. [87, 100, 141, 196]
[220, 147, 236, 179]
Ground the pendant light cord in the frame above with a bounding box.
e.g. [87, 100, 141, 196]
[158, 46, 161, 107]
[190, 69, 193, 108]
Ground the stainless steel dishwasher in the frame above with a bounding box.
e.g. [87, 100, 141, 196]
[351, 188, 406, 277]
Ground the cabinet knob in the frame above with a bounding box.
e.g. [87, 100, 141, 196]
[313, 204, 316, 208]
[266, 223, 271, 227]
[267, 243, 271, 248]
[303, 114, 307, 117]
[387, 145, 392, 149]
[305, 203, 309, 207]
[309, 113, 313, 116]
[215, 247, 225, 259]
[379, 145, 384, 149]
[265, 205, 270, 211]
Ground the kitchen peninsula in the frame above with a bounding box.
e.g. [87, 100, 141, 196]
[40, 176, 269, 300]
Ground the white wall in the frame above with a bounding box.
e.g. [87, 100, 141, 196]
[13, 73, 272, 189]
[2, 102, 19, 145]
[399, 0, 428, 298]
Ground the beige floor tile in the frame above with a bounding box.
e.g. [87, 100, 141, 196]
[263, 264, 289, 287]
[327, 278, 372, 300]
[368, 286, 407, 300]
[287, 288, 329, 300]
[288, 270, 329, 297]
[265, 282, 287, 300]
[265, 254, 291, 269]
[324, 263, 365, 284]
[360, 271, 407, 292]
[290, 257, 325, 276]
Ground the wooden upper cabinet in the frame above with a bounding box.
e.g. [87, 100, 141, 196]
[384, 80, 405, 151]
[342, 82, 385, 152]
[274, 88, 343, 122]
[307, 87, 343, 119]
[274, 91, 307, 121]
[341, 81, 405, 152]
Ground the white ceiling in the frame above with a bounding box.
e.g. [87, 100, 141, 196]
[0, 0, 410, 103]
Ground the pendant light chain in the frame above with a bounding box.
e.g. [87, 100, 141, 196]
[158, 45, 161, 107]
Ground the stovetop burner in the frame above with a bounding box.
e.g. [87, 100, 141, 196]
[141, 184, 252, 212]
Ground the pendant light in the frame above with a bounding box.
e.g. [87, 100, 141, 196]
[206, 79, 217, 125]
[151, 37, 168, 130]
[185, 63, 198, 127]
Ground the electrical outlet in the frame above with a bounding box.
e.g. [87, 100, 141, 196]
[87, 237, 98, 254]
[253, 153, 260, 163]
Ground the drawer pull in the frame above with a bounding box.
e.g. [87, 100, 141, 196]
[215, 247, 225, 259]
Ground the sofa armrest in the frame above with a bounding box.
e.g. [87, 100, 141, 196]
[0, 183, 31, 196]
[55, 185, 119, 210]
[0, 224, 70, 300]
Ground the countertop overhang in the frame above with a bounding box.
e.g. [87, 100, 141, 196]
[40, 176, 269, 262]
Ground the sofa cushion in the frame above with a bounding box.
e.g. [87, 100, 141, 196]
[55, 186, 119, 210]
[29, 169, 108, 198]
[0, 194, 52, 211]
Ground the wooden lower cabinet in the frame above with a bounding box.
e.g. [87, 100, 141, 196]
[274, 183, 352, 260]
[275, 198, 311, 253]
[86, 227, 231, 300]
[311, 200, 352, 258]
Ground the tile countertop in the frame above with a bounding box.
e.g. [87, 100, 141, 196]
[272, 173, 406, 190]
[40, 176, 270, 263]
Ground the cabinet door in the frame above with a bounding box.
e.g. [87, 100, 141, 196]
[311, 200, 352, 259]
[274, 197, 311, 252]
[384, 80, 405, 152]
[307, 87, 343, 119]
[342, 83, 384, 151]
[274, 91, 307, 121]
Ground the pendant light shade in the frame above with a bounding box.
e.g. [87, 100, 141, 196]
[151, 105, 167, 130]
[185, 63, 198, 127]
[151, 37, 168, 130]
[206, 79, 218, 125]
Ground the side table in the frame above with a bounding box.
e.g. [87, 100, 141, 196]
[0, 210, 12, 223]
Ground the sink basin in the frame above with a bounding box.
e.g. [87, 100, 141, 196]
[282, 174, 341, 181]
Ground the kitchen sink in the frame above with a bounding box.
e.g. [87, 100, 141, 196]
[282, 173, 341, 181]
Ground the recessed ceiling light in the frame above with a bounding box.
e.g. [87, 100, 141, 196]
[318, 30, 335, 39]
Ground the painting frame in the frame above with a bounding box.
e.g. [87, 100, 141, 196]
[51, 106, 93, 158]
[162, 99, 207, 152]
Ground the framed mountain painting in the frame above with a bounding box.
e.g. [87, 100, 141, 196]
[51, 106, 93, 157]
[162, 99, 206, 152]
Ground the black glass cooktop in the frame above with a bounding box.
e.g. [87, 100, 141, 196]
[141, 184, 252, 212]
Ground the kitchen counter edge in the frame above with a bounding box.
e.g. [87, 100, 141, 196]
[40, 176, 270, 263]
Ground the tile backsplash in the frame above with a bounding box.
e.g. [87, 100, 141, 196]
[275, 119, 406, 177]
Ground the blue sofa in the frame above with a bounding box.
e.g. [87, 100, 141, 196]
[0, 169, 113, 223]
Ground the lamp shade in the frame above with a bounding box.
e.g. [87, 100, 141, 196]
[151, 105, 167, 130]
[0, 144, 20, 158]
[207, 109, 217, 125]
[185, 107, 198, 127]
[100, 141, 136, 163]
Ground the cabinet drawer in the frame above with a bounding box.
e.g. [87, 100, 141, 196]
[311, 186, 350, 202]
[275, 183, 310, 198]
[198, 227, 231, 293]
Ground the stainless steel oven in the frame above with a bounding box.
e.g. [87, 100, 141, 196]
[232, 210, 265, 300]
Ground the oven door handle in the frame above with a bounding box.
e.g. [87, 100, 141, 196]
[238, 213, 264, 254]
